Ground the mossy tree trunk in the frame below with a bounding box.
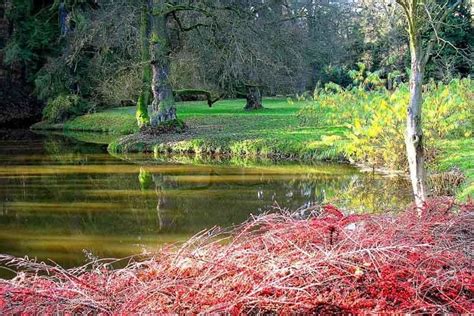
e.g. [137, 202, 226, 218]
[149, 0, 176, 127]
[244, 85, 263, 110]
[136, 0, 151, 128]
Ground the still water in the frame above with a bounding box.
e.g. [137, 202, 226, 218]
[0, 131, 411, 270]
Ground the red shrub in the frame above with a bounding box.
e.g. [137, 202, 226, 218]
[1, 197, 473, 314]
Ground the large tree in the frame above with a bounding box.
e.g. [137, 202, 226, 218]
[136, 0, 225, 127]
[136, 0, 174, 128]
[136, 0, 296, 126]
[303, 0, 363, 89]
[184, 0, 306, 110]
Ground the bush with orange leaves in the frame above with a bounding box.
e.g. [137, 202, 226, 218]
[1, 197, 473, 314]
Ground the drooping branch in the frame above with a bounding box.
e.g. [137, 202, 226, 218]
[153, 3, 213, 18]
[174, 89, 222, 107]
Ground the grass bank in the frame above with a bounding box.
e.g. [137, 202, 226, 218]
[31, 107, 139, 135]
[121, 102, 347, 160]
[436, 138, 474, 199]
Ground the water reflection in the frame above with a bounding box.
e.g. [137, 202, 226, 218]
[0, 131, 412, 270]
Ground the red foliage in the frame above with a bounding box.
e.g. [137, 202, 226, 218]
[1, 197, 473, 314]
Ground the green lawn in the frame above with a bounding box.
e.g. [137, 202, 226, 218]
[31, 108, 139, 135]
[65, 109, 139, 135]
[31, 98, 345, 160]
[103, 98, 347, 161]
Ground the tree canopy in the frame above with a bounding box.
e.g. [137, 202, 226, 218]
[1, 0, 472, 127]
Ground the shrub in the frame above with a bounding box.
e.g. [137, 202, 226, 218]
[423, 79, 474, 139]
[42, 95, 93, 123]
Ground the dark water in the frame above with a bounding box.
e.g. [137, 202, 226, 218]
[0, 130, 411, 274]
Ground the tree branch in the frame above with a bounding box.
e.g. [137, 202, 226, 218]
[171, 11, 210, 32]
[422, 0, 463, 65]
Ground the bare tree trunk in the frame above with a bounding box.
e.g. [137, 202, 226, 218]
[150, 62, 176, 125]
[149, 0, 176, 127]
[406, 51, 427, 209]
[244, 86, 263, 110]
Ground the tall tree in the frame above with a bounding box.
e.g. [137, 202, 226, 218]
[186, 0, 306, 110]
[304, 0, 362, 89]
[0, 0, 56, 127]
[395, 0, 463, 208]
[135, 0, 175, 128]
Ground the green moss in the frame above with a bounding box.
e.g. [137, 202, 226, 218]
[136, 3, 152, 128]
[150, 32, 159, 44]
[136, 93, 150, 128]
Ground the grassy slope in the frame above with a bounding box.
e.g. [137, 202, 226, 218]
[32, 98, 472, 198]
[32, 108, 139, 135]
[32, 98, 346, 160]
[84, 98, 348, 160]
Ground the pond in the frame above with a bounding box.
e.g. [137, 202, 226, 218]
[0, 130, 412, 274]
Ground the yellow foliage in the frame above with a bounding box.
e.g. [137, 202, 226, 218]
[298, 78, 474, 169]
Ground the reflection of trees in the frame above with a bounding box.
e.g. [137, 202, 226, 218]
[135, 164, 412, 234]
[138, 168, 153, 191]
[2, 133, 414, 270]
[328, 175, 412, 213]
[277, 173, 411, 213]
[140, 166, 217, 232]
[144, 157, 402, 215]
[42, 134, 104, 165]
[151, 173, 166, 232]
[3, 132, 413, 253]
[2, 136, 155, 236]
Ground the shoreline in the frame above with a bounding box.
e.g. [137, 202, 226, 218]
[30, 98, 472, 200]
[31, 124, 471, 200]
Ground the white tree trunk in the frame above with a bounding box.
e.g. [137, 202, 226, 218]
[405, 54, 427, 210]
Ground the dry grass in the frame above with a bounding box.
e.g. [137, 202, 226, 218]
[1, 198, 473, 314]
